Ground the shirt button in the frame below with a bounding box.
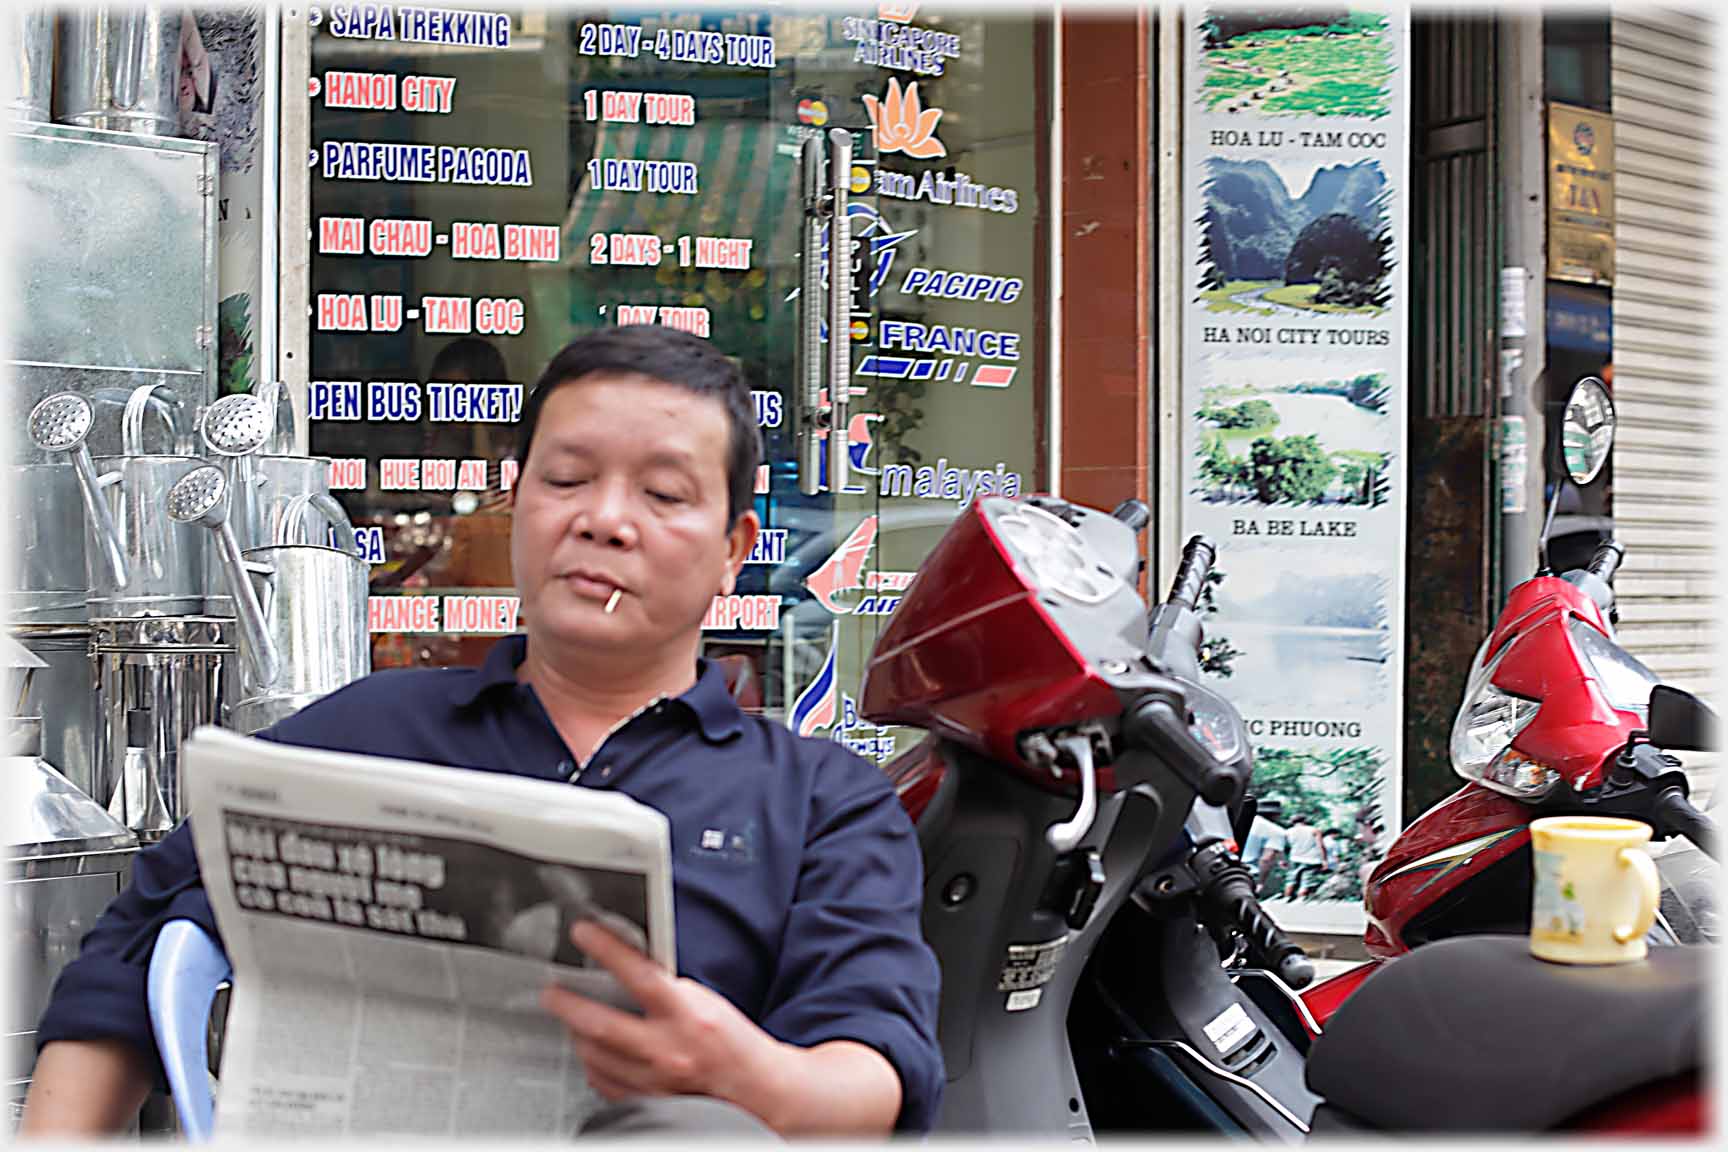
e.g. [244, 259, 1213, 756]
[557, 759, 575, 778]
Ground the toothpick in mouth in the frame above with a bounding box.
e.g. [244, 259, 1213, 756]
[604, 588, 623, 614]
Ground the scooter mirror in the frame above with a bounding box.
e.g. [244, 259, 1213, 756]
[1648, 684, 1719, 753]
[1561, 375, 1615, 486]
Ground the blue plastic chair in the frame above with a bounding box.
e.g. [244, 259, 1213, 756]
[146, 919, 231, 1141]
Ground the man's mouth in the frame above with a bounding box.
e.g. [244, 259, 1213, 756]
[559, 570, 626, 603]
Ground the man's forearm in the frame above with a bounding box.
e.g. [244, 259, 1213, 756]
[745, 1039, 903, 1137]
[20, 1040, 153, 1136]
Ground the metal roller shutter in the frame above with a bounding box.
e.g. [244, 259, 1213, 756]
[1610, 8, 1717, 800]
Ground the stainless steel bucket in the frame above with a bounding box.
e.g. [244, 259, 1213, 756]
[88, 455, 208, 618]
[91, 616, 232, 841]
[7, 465, 90, 623]
[54, 6, 182, 136]
[7, 9, 53, 122]
[8, 626, 97, 800]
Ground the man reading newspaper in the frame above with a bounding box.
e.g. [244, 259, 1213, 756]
[24, 327, 942, 1138]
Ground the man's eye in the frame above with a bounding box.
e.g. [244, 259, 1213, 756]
[544, 476, 586, 489]
[647, 490, 683, 505]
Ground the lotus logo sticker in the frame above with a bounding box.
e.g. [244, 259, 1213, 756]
[864, 78, 947, 159]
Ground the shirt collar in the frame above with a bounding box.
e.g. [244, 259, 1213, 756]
[450, 634, 743, 743]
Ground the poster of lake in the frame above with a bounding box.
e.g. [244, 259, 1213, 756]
[1189, 363, 1395, 511]
[1183, 7, 1409, 933]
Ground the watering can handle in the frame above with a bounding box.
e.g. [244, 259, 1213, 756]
[122, 384, 180, 456]
[277, 492, 360, 555]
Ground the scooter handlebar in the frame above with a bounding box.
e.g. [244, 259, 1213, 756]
[1656, 787, 1719, 862]
[1192, 843, 1314, 989]
[1125, 696, 1244, 808]
[1588, 538, 1625, 584]
[1166, 535, 1217, 612]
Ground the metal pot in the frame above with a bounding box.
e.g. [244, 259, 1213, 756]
[54, 5, 181, 136]
[90, 616, 232, 841]
[7, 9, 53, 123]
[8, 627, 98, 800]
[7, 465, 90, 623]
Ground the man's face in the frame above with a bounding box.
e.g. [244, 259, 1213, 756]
[510, 372, 758, 656]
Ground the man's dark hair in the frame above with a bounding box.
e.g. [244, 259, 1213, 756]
[517, 326, 761, 527]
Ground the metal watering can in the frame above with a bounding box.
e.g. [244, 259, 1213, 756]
[29, 387, 205, 619]
[197, 392, 356, 618]
[168, 467, 369, 735]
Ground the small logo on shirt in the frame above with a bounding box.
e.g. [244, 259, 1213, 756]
[692, 821, 758, 865]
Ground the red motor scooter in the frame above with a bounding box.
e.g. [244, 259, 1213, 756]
[1301, 376, 1718, 1024]
[860, 484, 1710, 1136]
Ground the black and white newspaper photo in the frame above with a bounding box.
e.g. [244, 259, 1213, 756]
[181, 727, 675, 1138]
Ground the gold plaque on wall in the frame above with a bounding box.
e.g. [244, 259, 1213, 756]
[1548, 102, 1615, 286]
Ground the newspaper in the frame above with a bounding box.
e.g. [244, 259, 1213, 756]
[181, 727, 676, 1138]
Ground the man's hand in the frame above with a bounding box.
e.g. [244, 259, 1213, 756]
[541, 922, 901, 1137]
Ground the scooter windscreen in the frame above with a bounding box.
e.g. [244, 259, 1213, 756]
[860, 496, 1154, 780]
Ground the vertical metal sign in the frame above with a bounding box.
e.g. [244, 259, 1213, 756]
[1181, 8, 1411, 933]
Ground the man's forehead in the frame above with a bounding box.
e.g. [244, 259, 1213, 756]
[535, 377, 728, 459]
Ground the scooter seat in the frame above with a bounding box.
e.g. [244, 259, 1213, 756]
[1305, 935, 1708, 1132]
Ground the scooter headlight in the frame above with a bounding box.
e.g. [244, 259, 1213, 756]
[1567, 617, 1661, 716]
[1449, 645, 1554, 797]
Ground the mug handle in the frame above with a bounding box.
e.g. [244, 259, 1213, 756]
[1612, 847, 1660, 944]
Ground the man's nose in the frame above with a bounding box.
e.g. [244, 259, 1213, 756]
[575, 478, 638, 547]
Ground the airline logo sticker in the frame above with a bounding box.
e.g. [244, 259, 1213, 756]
[790, 624, 840, 737]
[802, 516, 917, 615]
[813, 388, 883, 494]
[864, 78, 946, 159]
[874, 166, 1019, 213]
[788, 635, 901, 763]
[833, 696, 899, 764]
[858, 321, 1021, 389]
[784, 202, 917, 311]
[845, 17, 961, 78]
[899, 266, 1023, 304]
[879, 0, 920, 23]
[880, 459, 1022, 508]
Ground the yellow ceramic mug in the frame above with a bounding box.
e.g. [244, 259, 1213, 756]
[1529, 816, 1660, 964]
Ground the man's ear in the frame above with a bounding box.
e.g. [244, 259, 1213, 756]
[722, 510, 760, 597]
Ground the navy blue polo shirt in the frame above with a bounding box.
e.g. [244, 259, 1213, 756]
[36, 636, 943, 1132]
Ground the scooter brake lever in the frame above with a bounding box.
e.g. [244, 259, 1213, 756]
[1045, 732, 1100, 853]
